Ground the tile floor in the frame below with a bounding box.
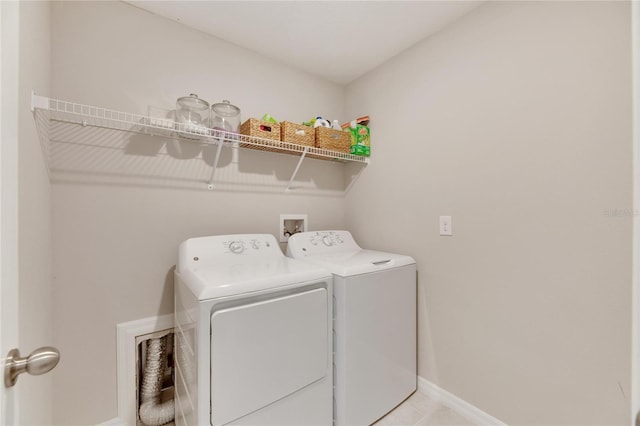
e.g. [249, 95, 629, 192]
[374, 389, 476, 426]
[169, 389, 474, 426]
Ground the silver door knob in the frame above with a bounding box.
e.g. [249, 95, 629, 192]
[4, 346, 60, 388]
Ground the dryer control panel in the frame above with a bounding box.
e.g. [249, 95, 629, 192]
[177, 234, 282, 273]
[222, 236, 274, 255]
[286, 230, 360, 258]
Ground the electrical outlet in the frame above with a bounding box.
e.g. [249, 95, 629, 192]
[439, 216, 452, 236]
[280, 214, 308, 243]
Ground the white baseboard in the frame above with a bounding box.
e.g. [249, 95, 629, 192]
[417, 376, 507, 426]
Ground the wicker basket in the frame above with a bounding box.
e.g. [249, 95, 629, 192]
[281, 122, 314, 147]
[240, 118, 281, 141]
[315, 127, 351, 153]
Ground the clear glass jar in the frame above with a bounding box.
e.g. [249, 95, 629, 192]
[175, 94, 210, 139]
[210, 100, 241, 141]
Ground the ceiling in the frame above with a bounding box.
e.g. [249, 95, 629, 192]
[126, 1, 484, 85]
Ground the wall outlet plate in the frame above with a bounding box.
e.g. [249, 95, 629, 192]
[280, 214, 308, 243]
[439, 215, 453, 236]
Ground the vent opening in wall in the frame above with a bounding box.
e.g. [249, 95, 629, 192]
[136, 330, 175, 426]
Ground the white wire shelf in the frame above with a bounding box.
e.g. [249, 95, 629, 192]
[31, 94, 369, 162]
[31, 93, 368, 192]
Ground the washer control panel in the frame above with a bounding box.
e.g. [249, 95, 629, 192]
[309, 232, 344, 247]
[287, 230, 360, 257]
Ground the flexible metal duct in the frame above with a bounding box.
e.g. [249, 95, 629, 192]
[139, 336, 175, 426]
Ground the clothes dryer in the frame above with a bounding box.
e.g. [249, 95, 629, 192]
[287, 230, 416, 426]
[174, 234, 333, 426]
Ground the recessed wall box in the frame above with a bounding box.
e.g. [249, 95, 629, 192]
[280, 214, 308, 243]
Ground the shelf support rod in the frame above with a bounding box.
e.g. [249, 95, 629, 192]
[285, 147, 309, 192]
[207, 140, 224, 190]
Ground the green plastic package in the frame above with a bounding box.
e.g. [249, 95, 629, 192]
[350, 124, 370, 157]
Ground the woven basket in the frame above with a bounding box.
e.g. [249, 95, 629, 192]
[315, 127, 351, 153]
[240, 118, 281, 141]
[281, 122, 314, 147]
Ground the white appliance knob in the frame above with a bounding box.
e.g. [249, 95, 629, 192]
[229, 241, 244, 254]
[251, 241, 259, 250]
[322, 236, 333, 247]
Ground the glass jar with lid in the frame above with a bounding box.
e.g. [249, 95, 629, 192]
[175, 94, 210, 139]
[210, 100, 241, 141]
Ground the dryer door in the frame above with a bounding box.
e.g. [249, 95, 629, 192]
[210, 287, 328, 425]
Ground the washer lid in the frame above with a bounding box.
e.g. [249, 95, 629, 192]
[293, 249, 415, 277]
[177, 234, 330, 300]
[287, 231, 415, 277]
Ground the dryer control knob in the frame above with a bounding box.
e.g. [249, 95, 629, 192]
[322, 236, 333, 247]
[229, 241, 244, 254]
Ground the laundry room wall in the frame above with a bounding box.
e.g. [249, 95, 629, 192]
[15, 1, 53, 424]
[345, 1, 632, 425]
[50, 2, 347, 424]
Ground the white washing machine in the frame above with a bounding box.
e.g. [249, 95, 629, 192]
[174, 234, 333, 426]
[287, 230, 417, 426]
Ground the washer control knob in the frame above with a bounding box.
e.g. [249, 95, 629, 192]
[322, 235, 333, 247]
[251, 240, 259, 250]
[229, 241, 244, 254]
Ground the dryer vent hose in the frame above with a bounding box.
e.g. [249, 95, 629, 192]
[139, 336, 175, 426]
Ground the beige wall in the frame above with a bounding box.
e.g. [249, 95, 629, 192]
[47, 1, 635, 425]
[17, 1, 53, 425]
[50, 1, 347, 424]
[345, 1, 632, 425]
